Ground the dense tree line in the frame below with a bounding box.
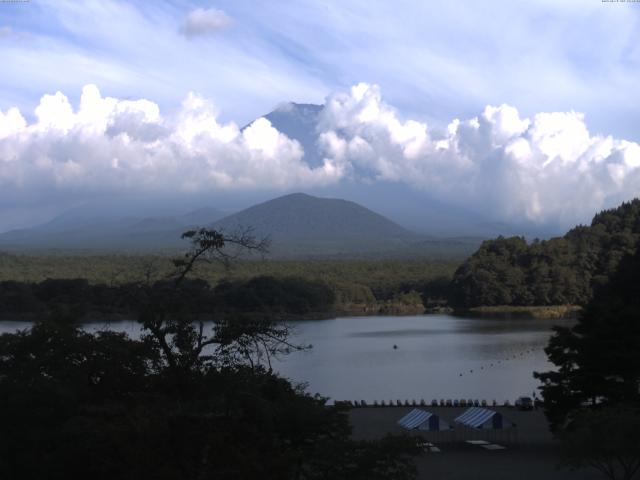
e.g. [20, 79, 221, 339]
[535, 243, 640, 480]
[0, 276, 336, 319]
[0, 254, 455, 314]
[451, 199, 640, 307]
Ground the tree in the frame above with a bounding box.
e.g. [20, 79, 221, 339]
[137, 227, 303, 373]
[535, 243, 640, 479]
[0, 228, 421, 480]
[559, 406, 640, 480]
[535, 243, 640, 429]
[450, 199, 640, 308]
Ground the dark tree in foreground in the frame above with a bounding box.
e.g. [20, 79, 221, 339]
[535, 243, 640, 479]
[0, 228, 421, 480]
[535, 244, 640, 428]
[559, 406, 640, 480]
[137, 228, 307, 373]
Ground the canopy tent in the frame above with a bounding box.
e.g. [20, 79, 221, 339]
[454, 407, 511, 430]
[397, 409, 450, 432]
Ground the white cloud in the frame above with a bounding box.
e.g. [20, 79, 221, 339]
[318, 83, 640, 226]
[0, 85, 342, 208]
[1, 83, 640, 230]
[180, 8, 232, 38]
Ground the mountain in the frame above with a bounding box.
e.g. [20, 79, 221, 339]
[261, 103, 324, 168]
[251, 104, 561, 239]
[0, 207, 227, 251]
[0, 192, 482, 258]
[212, 192, 417, 256]
[211, 192, 480, 258]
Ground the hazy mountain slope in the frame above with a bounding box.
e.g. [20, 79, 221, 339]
[0, 192, 481, 258]
[262, 103, 324, 167]
[212, 193, 422, 257]
[0, 207, 226, 251]
[250, 103, 559, 239]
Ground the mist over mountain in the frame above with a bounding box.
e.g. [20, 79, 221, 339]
[212, 192, 481, 258]
[0, 193, 482, 258]
[253, 103, 563, 239]
[0, 96, 604, 240]
[0, 99, 570, 250]
[2, 81, 639, 238]
[259, 103, 325, 168]
[0, 207, 226, 251]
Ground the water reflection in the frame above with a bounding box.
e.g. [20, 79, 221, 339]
[0, 314, 571, 403]
[275, 315, 572, 403]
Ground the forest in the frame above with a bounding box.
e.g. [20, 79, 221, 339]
[0, 255, 455, 319]
[450, 200, 640, 307]
[2, 199, 640, 319]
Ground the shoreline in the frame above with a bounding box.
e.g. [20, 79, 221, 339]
[0, 304, 581, 323]
[459, 305, 581, 319]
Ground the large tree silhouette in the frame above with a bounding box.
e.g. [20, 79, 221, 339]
[0, 228, 420, 480]
[535, 243, 640, 479]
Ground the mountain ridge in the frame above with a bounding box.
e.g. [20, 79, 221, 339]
[0, 207, 227, 251]
[211, 192, 420, 257]
[0, 192, 482, 258]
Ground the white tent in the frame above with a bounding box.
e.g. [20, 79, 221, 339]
[397, 409, 450, 432]
[454, 407, 511, 430]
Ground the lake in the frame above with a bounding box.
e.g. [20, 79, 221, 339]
[0, 314, 569, 404]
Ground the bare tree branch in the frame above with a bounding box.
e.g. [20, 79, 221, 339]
[171, 227, 270, 286]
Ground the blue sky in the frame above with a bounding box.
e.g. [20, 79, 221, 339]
[1, 0, 640, 232]
[2, 0, 639, 136]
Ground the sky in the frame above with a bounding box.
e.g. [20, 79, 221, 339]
[1, 0, 640, 233]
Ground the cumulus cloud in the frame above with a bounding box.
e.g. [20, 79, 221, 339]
[317, 83, 640, 227]
[180, 8, 232, 38]
[1, 83, 639, 229]
[0, 85, 343, 208]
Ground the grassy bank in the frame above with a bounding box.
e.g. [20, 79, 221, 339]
[465, 305, 581, 319]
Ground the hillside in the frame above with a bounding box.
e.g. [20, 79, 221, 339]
[211, 192, 481, 258]
[450, 199, 640, 307]
[250, 103, 563, 239]
[0, 207, 226, 251]
[212, 193, 422, 257]
[260, 103, 324, 168]
[0, 192, 482, 258]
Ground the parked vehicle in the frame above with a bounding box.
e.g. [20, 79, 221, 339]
[515, 396, 534, 410]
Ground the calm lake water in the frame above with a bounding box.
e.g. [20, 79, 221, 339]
[0, 314, 569, 403]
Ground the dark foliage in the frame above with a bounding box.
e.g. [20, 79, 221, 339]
[534, 242, 640, 430]
[0, 316, 416, 480]
[0, 251, 459, 315]
[214, 276, 335, 315]
[451, 199, 640, 307]
[558, 405, 640, 480]
[0, 275, 336, 319]
[533, 238, 640, 479]
[0, 227, 420, 480]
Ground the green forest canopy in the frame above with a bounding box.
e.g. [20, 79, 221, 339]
[451, 199, 640, 307]
[0, 256, 456, 317]
[3, 198, 640, 312]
